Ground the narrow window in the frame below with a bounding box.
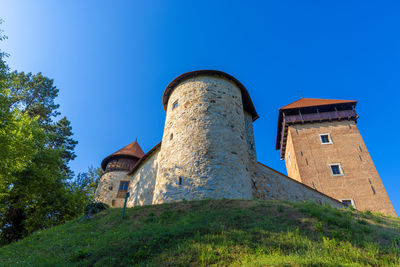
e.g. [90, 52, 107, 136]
[329, 164, 343, 176]
[359, 155, 362, 161]
[172, 100, 178, 110]
[117, 181, 129, 198]
[300, 151, 303, 156]
[305, 158, 309, 166]
[170, 133, 173, 140]
[359, 146, 363, 152]
[320, 133, 332, 144]
[179, 177, 183, 185]
[371, 185, 376, 195]
[340, 199, 356, 208]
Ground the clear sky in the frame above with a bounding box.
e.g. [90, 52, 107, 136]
[1, 1, 399, 214]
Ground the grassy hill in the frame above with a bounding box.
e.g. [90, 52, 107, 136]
[0, 199, 399, 266]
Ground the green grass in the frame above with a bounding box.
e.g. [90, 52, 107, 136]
[0, 199, 399, 266]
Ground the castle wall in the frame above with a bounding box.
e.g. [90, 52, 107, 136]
[95, 171, 130, 207]
[153, 76, 253, 204]
[252, 162, 343, 208]
[284, 130, 301, 182]
[286, 120, 396, 216]
[244, 111, 257, 161]
[126, 149, 160, 207]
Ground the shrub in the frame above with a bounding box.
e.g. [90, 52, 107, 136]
[84, 202, 109, 216]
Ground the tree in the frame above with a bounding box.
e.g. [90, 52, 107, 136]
[0, 21, 86, 245]
[8, 71, 78, 176]
[74, 166, 104, 203]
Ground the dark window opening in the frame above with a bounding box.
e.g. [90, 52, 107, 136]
[371, 185, 376, 195]
[172, 100, 178, 110]
[179, 177, 183, 185]
[320, 134, 331, 144]
[359, 146, 363, 152]
[117, 181, 129, 198]
[341, 199, 354, 208]
[330, 164, 342, 176]
[359, 155, 362, 161]
[300, 151, 303, 156]
[170, 133, 173, 140]
[305, 158, 309, 166]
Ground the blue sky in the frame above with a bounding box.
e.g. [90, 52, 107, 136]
[1, 1, 399, 213]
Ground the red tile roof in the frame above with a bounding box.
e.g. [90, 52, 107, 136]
[276, 98, 358, 154]
[101, 141, 145, 170]
[280, 98, 357, 110]
[128, 141, 162, 175]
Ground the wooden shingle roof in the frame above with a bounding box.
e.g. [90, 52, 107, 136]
[101, 141, 145, 171]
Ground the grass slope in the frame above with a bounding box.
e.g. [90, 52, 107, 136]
[0, 199, 399, 266]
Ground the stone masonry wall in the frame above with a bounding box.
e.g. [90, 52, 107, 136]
[244, 111, 257, 161]
[126, 149, 160, 207]
[252, 162, 343, 208]
[95, 171, 130, 207]
[153, 76, 253, 204]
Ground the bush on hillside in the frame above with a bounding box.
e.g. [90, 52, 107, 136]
[84, 202, 109, 216]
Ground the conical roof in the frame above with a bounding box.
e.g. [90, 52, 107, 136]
[101, 141, 145, 171]
[280, 98, 357, 110]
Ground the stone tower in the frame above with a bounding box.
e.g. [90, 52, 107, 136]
[95, 141, 145, 206]
[152, 70, 259, 204]
[276, 98, 396, 216]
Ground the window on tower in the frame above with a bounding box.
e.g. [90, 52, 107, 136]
[340, 199, 356, 208]
[329, 163, 343, 176]
[172, 100, 178, 110]
[117, 180, 129, 198]
[319, 133, 332, 144]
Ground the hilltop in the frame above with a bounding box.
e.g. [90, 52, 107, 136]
[0, 199, 399, 266]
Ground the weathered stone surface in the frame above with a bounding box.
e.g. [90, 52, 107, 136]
[244, 111, 257, 161]
[253, 162, 343, 208]
[94, 171, 130, 207]
[153, 76, 253, 203]
[94, 72, 350, 211]
[126, 149, 160, 207]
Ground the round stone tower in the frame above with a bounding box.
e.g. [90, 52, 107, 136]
[95, 141, 145, 206]
[153, 70, 259, 204]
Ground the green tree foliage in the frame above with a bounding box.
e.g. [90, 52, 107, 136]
[8, 71, 78, 176]
[0, 21, 87, 245]
[74, 166, 104, 203]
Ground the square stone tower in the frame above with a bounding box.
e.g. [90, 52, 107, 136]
[276, 98, 396, 216]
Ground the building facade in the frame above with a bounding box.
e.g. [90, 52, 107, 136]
[276, 98, 396, 216]
[95, 70, 396, 216]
